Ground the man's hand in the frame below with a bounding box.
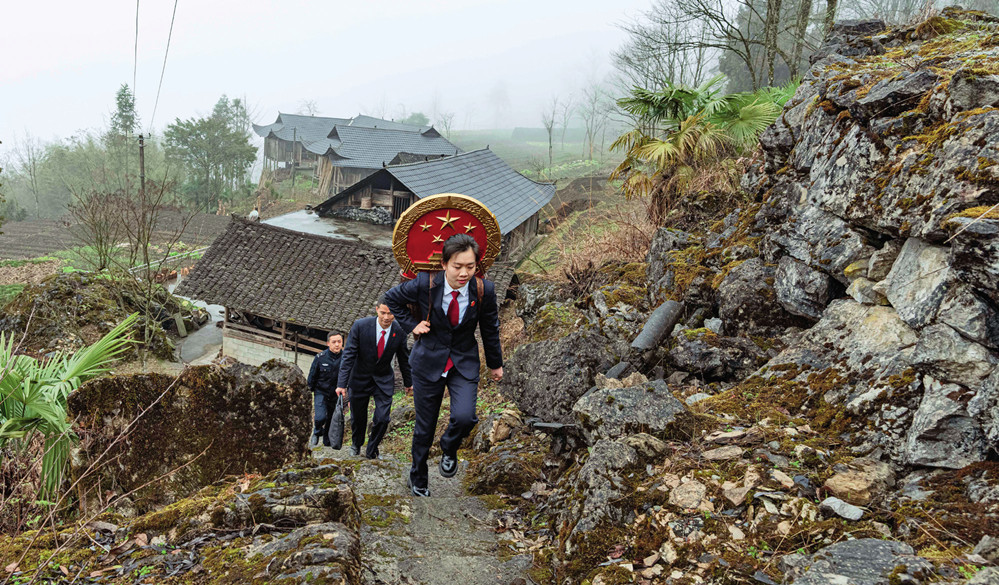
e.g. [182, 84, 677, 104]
[335, 387, 347, 397]
[489, 367, 503, 382]
[412, 320, 431, 335]
[404, 386, 413, 397]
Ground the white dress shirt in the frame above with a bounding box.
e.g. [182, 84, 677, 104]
[375, 320, 391, 353]
[441, 279, 469, 323]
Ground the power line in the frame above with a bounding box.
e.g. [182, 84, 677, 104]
[133, 0, 140, 96]
[150, 0, 179, 131]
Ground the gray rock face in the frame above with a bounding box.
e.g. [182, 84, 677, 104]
[969, 368, 999, 451]
[847, 277, 887, 306]
[515, 282, 569, 318]
[852, 69, 940, 121]
[502, 330, 617, 424]
[949, 69, 999, 113]
[573, 380, 691, 442]
[883, 238, 951, 329]
[775, 256, 835, 320]
[905, 375, 986, 468]
[647, 228, 691, 303]
[766, 299, 919, 408]
[668, 332, 770, 381]
[868, 240, 903, 282]
[786, 539, 932, 585]
[718, 258, 802, 336]
[912, 323, 998, 387]
[951, 218, 999, 307]
[771, 206, 875, 284]
[938, 283, 999, 349]
[549, 439, 640, 553]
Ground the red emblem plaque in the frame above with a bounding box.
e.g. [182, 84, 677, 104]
[392, 193, 502, 279]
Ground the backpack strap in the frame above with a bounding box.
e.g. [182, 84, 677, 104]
[475, 276, 484, 305]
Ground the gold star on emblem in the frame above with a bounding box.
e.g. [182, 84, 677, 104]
[463, 222, 477, 233]
[432, 234, 444, 243]
[419, 222, 432, 231]
[437, 211, 458, 230]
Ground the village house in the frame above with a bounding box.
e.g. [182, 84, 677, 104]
[252, 113, 457, 193]
[175, 216, 515, 365]
[313, 148, 557, 261]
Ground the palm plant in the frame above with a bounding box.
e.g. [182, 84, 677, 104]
[611, 74, 799, 225]
[0, 313, 137, 499]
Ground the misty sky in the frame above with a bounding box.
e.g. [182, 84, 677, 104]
[1, 0, 653, 148]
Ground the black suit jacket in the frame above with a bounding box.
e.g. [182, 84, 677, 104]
[384, 271, 503, 380]
[337, 316, 412, 396]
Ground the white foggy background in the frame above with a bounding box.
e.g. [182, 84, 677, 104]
[1, 0, 654, 144]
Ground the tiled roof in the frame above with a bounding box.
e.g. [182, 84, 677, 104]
[175, 217, 399, 332]
[252, 113, 349, 143]
[386, 149, 556, 234]
[253, 113, 429, 144]
[308, 125, 458, 168]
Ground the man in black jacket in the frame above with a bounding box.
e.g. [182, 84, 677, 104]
[384, 234, 503, 497]
[307, 331, 343, 448]
[336, 299, 413, 459]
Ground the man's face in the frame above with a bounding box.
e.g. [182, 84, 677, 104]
[443, 249, 477, 289]
[376, 304, 395, 328]
[327, 335, 343, 352]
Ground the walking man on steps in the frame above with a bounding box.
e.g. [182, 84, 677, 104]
[336, 298, 413, 459]
[307, 331, 344, 448]
[384, 234, 504, 497]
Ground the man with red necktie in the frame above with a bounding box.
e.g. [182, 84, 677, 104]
[335, 298, 413, 459]
[384, 234, 504, 497]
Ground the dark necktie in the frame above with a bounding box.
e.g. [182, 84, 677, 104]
[377, 330, 386, 359]
[444, 291, 460, 373]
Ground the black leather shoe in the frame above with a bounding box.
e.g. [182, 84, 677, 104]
[349, 445, 360, 457]
[366, 448, 380, 460]
[407, 477, 430, 497]
[439, 453, 458, 478]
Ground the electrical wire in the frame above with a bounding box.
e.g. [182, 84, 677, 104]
[133, 0, 140, 97]
[149, 0, 179, 131]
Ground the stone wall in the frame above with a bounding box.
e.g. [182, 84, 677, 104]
[223, 332, 314, 369]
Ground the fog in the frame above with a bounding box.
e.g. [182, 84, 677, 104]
[1, 0, 653, 144]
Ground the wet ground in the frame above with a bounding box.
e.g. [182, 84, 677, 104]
[168, 277, 225, 364]
[263, 210, 394, 248]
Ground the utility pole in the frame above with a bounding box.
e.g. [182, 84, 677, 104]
[291, 127, 297, 189]
[138, 134, 147, 199]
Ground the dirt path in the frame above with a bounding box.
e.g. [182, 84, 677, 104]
[312, 445, 532, 585]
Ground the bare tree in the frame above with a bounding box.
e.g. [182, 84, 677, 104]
[541, 96, 559, 171]
[10, 132, 44, 217]
[557, 96, 575, 149]
[764, 0, 785, 85]
[613, 0, 719, 90]
[435, 111, 456, 140]
[579, 81, 613, 161]
[68, 190, 128, 271]
[297, 100, 320, 116]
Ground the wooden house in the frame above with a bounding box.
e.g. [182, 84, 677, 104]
[175, 216, 515, 366]
[313, 148, 556, 261]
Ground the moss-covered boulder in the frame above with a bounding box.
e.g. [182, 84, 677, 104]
[68, 359, 311, 515]
[0, 272, 207, 360]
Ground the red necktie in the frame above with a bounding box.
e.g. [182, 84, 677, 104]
[377, 330, 386, 359]
[444, 291, 460, 373]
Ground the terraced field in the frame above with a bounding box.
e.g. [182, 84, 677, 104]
[0, 212, 232, 260]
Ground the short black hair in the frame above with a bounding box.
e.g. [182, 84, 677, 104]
[375, 295, 389, 309]
[327, 331, 343, 341]
[441, 234, 480, 264]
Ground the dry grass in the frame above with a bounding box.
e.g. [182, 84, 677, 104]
[523, 197, 655, 279]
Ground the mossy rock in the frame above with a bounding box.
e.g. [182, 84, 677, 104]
[68, 360, 312, 515]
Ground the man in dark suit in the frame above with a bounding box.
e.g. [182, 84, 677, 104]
[384, 234, 503, 497]
[336, 298, 413, 459]
[307, 331, 344, 448]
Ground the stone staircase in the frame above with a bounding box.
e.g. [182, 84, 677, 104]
[313, 446, 533, 585]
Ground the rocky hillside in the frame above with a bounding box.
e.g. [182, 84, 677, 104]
[496, 8, 999, 584]
[6, 9, 999, 585]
